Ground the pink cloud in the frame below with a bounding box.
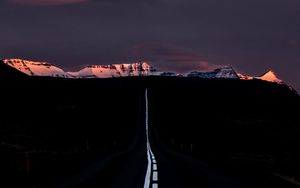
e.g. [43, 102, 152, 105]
[9, 0, 88, 6]
[129, 44, 221, 73]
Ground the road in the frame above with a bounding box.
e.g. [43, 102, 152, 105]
[144, 89, 158, 188]
[54, 89, 299, 188]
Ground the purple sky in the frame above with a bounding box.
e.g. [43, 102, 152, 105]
[0, 0, 299, 90]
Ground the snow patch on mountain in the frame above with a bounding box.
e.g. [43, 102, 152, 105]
[3, 59, 72, 78]
[238, 73, 254, 80]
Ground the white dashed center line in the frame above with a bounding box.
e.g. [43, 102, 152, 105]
[153, 171, 158, 181]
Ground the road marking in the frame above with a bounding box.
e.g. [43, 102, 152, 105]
[153, 171, 158, 181]
[144, 89, 158, 188]
[144, 151, 151, 188]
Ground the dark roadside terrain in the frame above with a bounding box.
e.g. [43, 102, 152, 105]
[0, 62, 300, 188]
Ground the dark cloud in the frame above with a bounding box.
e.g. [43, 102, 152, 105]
[0, 0, 299, 91]
[8, 0, 88, 6]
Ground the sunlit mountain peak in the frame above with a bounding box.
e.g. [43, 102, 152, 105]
[258, 70, 283, 84]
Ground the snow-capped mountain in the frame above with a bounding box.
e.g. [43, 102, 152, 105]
[3, 59, 72, 78]
[215, 67, 240, 78]
[68, 62, 156, 78]
[187, 66, 239, 79]
[238, 70, 284, 84]
[257, 70, 283, 84]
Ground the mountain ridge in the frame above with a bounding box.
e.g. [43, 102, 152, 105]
[3, 59, 72, 78]
[0, 58, 297, 94]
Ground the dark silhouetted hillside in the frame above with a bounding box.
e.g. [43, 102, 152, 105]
[0, 67, 299, 187]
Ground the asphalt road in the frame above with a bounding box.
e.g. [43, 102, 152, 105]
[53, 89, 299, 188]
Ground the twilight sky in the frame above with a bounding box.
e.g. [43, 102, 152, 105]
[0, 0, 299, 90]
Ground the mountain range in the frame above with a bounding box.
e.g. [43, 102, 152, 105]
[0, 58, 295, 92]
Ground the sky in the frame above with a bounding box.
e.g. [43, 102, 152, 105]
[0, 0, 299, 90]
